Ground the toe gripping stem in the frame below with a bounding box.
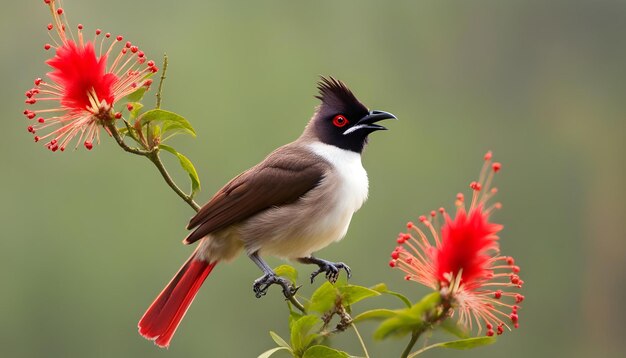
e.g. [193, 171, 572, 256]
[249, 252, 299, 298]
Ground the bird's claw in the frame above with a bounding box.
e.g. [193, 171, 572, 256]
[310, 261, 351, 284]
[285, 285, 303, 301]
[253, 273, 297, 298]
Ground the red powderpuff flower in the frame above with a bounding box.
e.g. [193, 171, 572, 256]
[23, 0, 157, 151]
[390, 152, 524, 337]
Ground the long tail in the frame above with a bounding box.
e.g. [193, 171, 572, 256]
[138, 252, 217, 348]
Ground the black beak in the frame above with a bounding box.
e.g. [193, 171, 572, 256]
[353, 110, 397, 132]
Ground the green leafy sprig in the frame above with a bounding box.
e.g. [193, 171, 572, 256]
[107, 54, 201, 212]
[258, 266, 495, 358]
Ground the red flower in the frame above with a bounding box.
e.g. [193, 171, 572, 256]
[24, 0, 157, 151]
[390, 152, 523, 336]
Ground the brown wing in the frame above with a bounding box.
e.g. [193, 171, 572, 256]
[183, 146, 327, 244]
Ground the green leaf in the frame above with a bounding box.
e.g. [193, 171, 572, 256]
[302, 345, 349, 358]
[270, 331, 291, 349]
[139, 109, 196, 137]
[308, 282, 339, 313]
[338, 284, 380, 306]
[439, 319, 470, 339]
[127, 102, 143, 120]
[438, 336, 496, 350]
[125, 87, 148, 103]
[150, 123, 161, 143]
[415, 292, 441, 310]
[370, 283, 412, 308]
[352, 309, 397, 323]
[274, 265, 298, 285]
[289, 307, 305, 331]
[257, 346, 291, 358]
[407, 337, 496, 357]
[116, 124, 143, 146]
[290, 315, 320, 353]
[369, 283, 387, 292]
[162, 120, 196, 139]
[158, 144, 201, 197]
[123, 73, 153, 103]
[374, 292, 442, 340]
[373, 310, 423, 340]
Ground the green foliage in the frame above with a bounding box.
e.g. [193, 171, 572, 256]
[117, 107, 196, 147]
[289, 307, 305, 331]
[370, 283, 412, 308]
[257, 331, 294, 358]
[259, 331, 351, 358]
[308, 281, 339, 313]
[158, 144, 201, 197]
[352, 308, 397, 323]
[139, 109, 196, 139]
[339, 284, 380, 307]
[373, 292, 441, 340]
[113, 102, 201, 199]
[407, 337, 497, 357]
[123, 73, 153, 103]
[127, 102, 144, 120]
[270, 331, 291, 349]
[124, 87, 148, 103]
[290, 315, 322, 356]
[436, 336, 496, 350]
[259, 267, 501, 358]
[275, 265, 299, 285]
[439, 319, 470, 339]
[302, 346, 349, 358]
[258, 346, 291, 358]
[308, 280, 380, 314]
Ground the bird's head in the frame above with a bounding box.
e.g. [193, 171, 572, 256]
[305, 76, 396, 153]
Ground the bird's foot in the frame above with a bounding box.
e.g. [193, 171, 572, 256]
[253, 273, 298, 299]
[309, 260, 352, 284]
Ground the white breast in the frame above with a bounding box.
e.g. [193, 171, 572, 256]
[307, 142, 369, 214]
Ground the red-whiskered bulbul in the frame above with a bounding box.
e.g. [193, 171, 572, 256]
[138, 77, 396, 347]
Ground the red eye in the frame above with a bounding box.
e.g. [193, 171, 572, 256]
[332, 115, 349, 128]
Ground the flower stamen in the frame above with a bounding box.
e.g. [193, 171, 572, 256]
[24, 1, 156, 151]
[389, 152, 523, 336]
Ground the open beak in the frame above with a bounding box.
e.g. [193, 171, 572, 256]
[358, 110, 397, 129]
[343, 110, 397, 135]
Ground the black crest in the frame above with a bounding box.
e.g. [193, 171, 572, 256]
[309, 76, 379, 153]
[315, 76, 368, 115]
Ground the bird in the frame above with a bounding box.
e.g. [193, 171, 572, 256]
[138, 76, 396, 348]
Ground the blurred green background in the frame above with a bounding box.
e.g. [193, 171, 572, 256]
[2, 0, 624, 357]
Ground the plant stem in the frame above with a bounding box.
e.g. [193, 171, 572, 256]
[400, 298, 452, 358]
[351, 323, 370, 358]
[406, 342, 440, 358]
[288, 296, 307, 314]
[401, 329, 421, 358]
[105, 120, 201, 212]
[156, 53, 168, 109]
[107, 120, 150, 155]
[147, 151, 201, 212]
